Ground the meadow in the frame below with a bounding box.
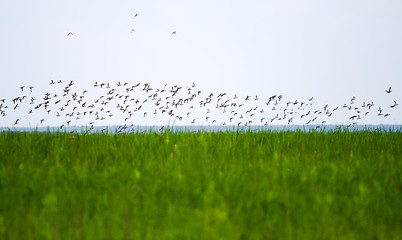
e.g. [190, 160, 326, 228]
[0, 129, 401, 239]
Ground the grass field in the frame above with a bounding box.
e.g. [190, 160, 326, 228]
[0, 129, 401, 239]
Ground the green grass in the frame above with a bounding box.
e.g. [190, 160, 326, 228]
[0, 130, 401, 239]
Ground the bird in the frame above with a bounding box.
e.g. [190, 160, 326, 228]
[67, 32, 74, 36]
[385, 87, 392, 94]
[171, 31, 176, 35]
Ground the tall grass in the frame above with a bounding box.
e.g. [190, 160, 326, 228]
[0, 130, 401, 239]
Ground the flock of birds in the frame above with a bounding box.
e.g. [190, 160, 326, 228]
[0, 13, 399, 133]
[0, 80, 399, 133]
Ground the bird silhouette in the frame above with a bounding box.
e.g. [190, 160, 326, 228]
[385, 87, 392, 93]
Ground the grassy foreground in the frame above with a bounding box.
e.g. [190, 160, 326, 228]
[0, 130, 401, 239]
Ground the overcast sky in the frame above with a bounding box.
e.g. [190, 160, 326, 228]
[0, 0, 401, 127]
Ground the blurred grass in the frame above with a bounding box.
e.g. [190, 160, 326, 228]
[0, 129, 401, 239]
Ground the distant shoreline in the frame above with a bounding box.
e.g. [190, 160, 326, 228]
[1, 124, 401, 133]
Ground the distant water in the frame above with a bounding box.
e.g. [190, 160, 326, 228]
[1, 125, 401, 133]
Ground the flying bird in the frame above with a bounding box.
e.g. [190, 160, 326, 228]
[390, 101, 398, 108]
[385, 87, 392, 93]
[67, 32, 74, 36]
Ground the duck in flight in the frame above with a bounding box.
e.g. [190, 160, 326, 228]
[67, 32, 74, 36]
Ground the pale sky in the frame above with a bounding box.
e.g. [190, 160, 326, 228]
[0, 0, 401, 127]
